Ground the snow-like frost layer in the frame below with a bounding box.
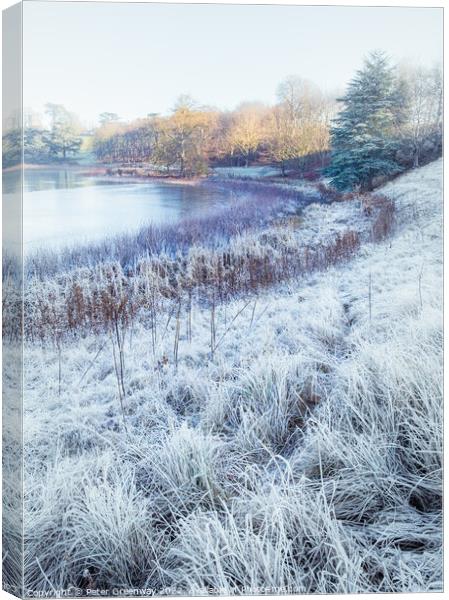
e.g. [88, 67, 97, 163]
[212, 165, 283, 179]
[22, 159, 442, 594]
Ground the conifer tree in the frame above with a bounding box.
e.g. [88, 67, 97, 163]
[326, 51, 402, 191]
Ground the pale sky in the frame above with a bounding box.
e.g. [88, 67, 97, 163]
[23, 1, 443, 127]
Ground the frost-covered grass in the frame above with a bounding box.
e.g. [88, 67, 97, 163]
[212, 165, 283, 179]
[21, 160, 442, 595]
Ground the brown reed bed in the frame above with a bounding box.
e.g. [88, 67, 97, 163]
[3, 190, 395, 347]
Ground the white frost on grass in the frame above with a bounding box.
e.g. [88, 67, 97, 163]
[211, 164, 326, 196]
[212, 165, 283, 179]
[23, 159, 442, 594]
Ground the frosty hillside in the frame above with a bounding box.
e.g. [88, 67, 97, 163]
[2, 6, 443, 597]
[15, 158, 442, 593]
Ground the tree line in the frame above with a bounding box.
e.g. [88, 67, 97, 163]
[93, 84, 334, 178]
[92, 54, 442, 188]
[3, 52, 442, 191]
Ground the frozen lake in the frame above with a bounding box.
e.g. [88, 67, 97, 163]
[3, 168, 231, 251]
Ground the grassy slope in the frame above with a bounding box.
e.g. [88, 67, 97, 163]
[22, 159, 443, 594]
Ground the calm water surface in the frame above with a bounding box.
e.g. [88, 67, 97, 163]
[4, 168, 231, 251]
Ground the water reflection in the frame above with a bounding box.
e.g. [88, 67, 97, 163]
[3, 169, 231, 251]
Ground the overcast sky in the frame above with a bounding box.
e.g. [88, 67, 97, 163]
[23, 1, 443, 127]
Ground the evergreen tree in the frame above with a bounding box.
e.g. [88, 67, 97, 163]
[326, 51, 402, 191]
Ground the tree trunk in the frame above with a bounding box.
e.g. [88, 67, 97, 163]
[413, 144, 420, 168]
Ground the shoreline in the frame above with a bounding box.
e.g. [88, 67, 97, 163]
[19, 163, 209, 186]
[94, 173, 207, 186]
[15, 162, 322, 192]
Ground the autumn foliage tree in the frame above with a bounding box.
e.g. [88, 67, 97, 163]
[224, 103, 268, 167]
[152, 96, 218, 177]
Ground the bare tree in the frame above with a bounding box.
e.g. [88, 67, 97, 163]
[395, 63, 443, 168]
[269, 77, 333, 174]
